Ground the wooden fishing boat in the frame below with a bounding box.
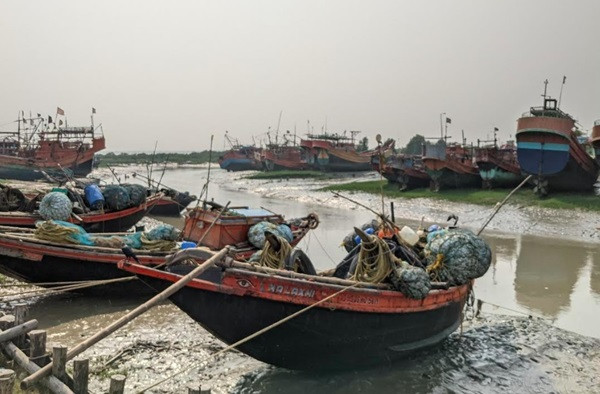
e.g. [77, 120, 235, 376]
[0, 193, 162, 233]
[380, 154, 430, 190]
[475, 142, 524, 189]
[149, 191, 196, 217]
[589, 120, 600, 165]
[183, 202, 318, 259]
[0, 115, 105, 181]
[301, 132, 372, 172]
[516, 97, 599, 196]
[261, 145, 309, 171]
[218, 146, 262, 172]
[422, 142, 481, 191]
[119, 253, 470, 369]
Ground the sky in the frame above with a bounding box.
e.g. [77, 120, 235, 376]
[1, 0, 599, 152]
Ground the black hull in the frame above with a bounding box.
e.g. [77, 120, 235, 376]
[72, 158, 94, 176]
[538, 155, 598, 192]
[0, 255, 153, 296]
[81, 209, 148, 233]
[138, 275, 465, 370]
[149, 195, 195, 217]
[384, 169, 430, 190]
[0, 158, 95, 181]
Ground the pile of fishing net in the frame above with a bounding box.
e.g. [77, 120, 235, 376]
[248, 221, 293, 248]
[0, 185, 28, 212]
[101, 184, 147, 211]
[424, 228, 491, 285]
[34, 221, 179, 251]
[39, 192, 73, 221]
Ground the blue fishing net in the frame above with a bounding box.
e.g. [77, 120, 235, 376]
[145, 224, 180, 241]
[248, 222, 293, 249]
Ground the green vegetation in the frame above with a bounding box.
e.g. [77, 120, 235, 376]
[321, 180, 600, 211]
[96, 151, 224, 167]
[246, 170, 333, 180]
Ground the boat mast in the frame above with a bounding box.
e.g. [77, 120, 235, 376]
[558, 75, 567, 108]
[439, 112, 445, 140]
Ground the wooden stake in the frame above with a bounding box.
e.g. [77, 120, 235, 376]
[28, 329, 48, 367]
[0, 320, 38, 343]
[109, 374, 126, 394]
[73, 359, 89, 394]
[12, 303, 27, 348]
[0, 341, 73, 394]
[200, 386, 212, 394]
[187, 385, 200, 394]
[52, 346, 68, 383]
[0, 315, 15, 331]
[22, 246, 230, 389]
[0, 369, 15, 394]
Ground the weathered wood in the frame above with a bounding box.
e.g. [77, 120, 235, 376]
[28, 329, 48, 366]
[52, 345, 68, 383]
[72, 359, 89, 394]
[0, 368, 15, 394]
[200, 386, 212, 394]
[0, 341, 73, 394]
[0, 315, 15, 331]
[0, 320, 38, 344]
[12, 303, 27, 348]
[22, 246, 231, 389]
[108, 374, 126, 394]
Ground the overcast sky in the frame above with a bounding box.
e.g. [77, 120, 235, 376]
[1, 0, 599, 152]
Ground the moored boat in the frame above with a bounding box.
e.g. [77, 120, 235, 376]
[422, 142, 481, 191]
[515, 97, 599, 196]
[590, 120, 600, 165]
[0, 193, 162, 233]
[218, 146, 262, 172]
[0, 113, 105, 181]
[380, 154, 430, 190]
[119, 252, 471, 369]
[149, 190, 197, 217]
[301, 132, 372, 172]
[475, 141, 524, 189]
[261, 145, 309, 171]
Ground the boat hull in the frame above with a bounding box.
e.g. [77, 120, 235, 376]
[476, 162, 524, 188]
[149, 194, 196, 217]
[219, 158, 262, 172]
[315, 151, 372, 172]
[425, 167, 481, 190]
[123, 264, 469, 370]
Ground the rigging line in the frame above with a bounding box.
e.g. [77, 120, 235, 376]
[313, 232, 336, 265]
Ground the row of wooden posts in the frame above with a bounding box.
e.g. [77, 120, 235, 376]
[0, 303, 210, 393]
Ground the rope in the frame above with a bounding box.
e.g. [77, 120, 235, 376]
[34, 221, 80, 244]
[136, 282, 359, 393]
[426, 253, 445, 282]
[0, 277, 137, 302]
[351, 235, 396, 284]
[259, 235, 292, 269]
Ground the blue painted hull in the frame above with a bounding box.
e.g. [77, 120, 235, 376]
[219, 158, 261, 172]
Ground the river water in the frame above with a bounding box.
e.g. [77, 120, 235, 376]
[8, 167, 600, 393]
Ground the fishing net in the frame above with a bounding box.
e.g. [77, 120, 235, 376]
[390, 261, 431, 300]
[102, 185, 131, 211]
[424, 228, 492, 285]
[0, 186, 27, 212]
[34, 220, 94, 245]
[145, 224, 180, 241]
[248, 222, 293, 249]
[122, 184, 147, 206]
[38, 192, 73, 221]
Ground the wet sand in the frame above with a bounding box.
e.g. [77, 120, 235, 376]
[1, 166, 599, 392]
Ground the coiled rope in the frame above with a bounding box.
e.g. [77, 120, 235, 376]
[351, 235, 397, 284]
[259, 235, 292, 269]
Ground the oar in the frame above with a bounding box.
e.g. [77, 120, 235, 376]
[20, 246, 230, 389]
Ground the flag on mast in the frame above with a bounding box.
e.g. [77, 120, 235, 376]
[92, 107, 96, 114]
[446, 117, 452, 124]
[56, 107, 65, 116]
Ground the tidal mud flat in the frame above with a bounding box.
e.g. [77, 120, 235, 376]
[222, 171, 600, 243]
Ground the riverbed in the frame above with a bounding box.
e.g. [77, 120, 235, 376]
[3, 167, 600, 393]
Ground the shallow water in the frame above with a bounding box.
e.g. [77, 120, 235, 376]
[5, 166, 600, 392]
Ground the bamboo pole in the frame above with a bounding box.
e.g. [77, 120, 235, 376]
[21, 246, 230, 389]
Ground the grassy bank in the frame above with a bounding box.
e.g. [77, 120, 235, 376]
[96, 151, 224, 167]
[321, 180, 600, 211]
[246, 170, 333, 180]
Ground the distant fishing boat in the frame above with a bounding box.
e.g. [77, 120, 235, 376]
[515, 96, 599, 196]
[475, 139, 524, 189]
[380, 154, 430, 190]
[0, 111, 105, 181]
[261, 145, 309, 171]
[589, 120, 600, 165]
[301, 132, 372, 172]
[422, 141, 481, 191]
[218, 133, 262, 172]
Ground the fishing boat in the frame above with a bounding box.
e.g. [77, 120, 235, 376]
[515, 97, 599, 196]
[380, 154, 430, 190]
[119, 249, 470, 369]
[300, 132, 372, 172]
[261, 145, 309, 171]
[149, 190, 197, 217]
[0, 206, 317, 294]
[183, 201, 318, 259]
[475, 140, 523, 189]
[0, 113, 105, 181]
[589, 120, 600, 164]
[218, 133, 262, 171]
[0, 193, 162, 233]
[422, 141, 481, 191]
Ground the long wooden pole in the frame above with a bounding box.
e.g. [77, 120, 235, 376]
[21, 246, 230, 389]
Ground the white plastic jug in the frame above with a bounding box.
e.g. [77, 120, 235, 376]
[399, 226, 419, 246]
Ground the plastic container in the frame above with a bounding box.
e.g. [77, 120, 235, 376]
[354, 227, 375, 245]
[399, 226, 419, 246]
[180, 241, 197, 249]
[84, 184, 105, 210]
